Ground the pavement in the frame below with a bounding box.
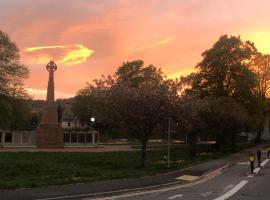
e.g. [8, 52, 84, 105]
[0, 146, 263, 200]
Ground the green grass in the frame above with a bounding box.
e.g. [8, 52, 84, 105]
[0, 144, 243, 189]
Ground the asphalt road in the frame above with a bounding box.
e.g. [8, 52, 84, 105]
[95, 152, 270, 200]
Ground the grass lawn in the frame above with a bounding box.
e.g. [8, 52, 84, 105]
[0, 144, 247, 189]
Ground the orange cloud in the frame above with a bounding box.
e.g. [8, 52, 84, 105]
[129, 36, 174, 52]
[24, 44, 94, 65]
[25, 45, 65, 52]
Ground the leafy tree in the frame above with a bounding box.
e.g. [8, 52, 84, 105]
[0, 30, 29, 98]
[186, 35, 258, 109]
[200, 97, 249, 150]
[112, 60, 174, 166]
[0, 30, 30, 130]
[9, 98, 33, 130]
[174, 97, 207, 157]
[73, 60, 173, 167]
[251, 54, 270, 140]
[175, 97, 250, 154]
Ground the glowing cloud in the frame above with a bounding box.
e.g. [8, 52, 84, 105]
[130, 36, 174, 52]
[59, 44, 93, 65]
[25, 45, 65, 52]
[24, 44, 94, 65]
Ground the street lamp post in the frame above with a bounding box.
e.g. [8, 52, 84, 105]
[167, 117, 171, 169]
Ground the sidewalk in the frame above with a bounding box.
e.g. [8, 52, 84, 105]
[0, 146, 263, 200]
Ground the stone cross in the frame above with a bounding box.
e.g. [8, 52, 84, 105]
[46, 61, 57, 103]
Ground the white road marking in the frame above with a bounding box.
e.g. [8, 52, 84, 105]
[251, 159, 269, 174]
[168, 194, 183, 199]
[261, 158, 269, 167]
[213, 180, 248, 200]
[254, 167, 260, 174]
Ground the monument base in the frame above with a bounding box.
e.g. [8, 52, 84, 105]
[37, 124, 64, 148]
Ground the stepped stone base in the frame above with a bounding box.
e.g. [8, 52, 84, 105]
[37, 124, 64, 148]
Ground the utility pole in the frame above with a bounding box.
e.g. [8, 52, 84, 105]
[168, 117, 171, 169]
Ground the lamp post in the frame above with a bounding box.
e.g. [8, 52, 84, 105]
[167, 117, 171, 169]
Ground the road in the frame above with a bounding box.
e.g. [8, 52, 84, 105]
[94, 152, 270, 200]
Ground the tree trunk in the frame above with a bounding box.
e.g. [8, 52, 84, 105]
[141, 141, 147, 167]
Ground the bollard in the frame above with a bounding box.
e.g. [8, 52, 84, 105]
[249, 153, 255, 174]
[257, 149, 261, 167]
[268, 148, 270, 159]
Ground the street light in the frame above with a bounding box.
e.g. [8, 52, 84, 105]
[90, 117, 95, 122]
[167, 117, 171, 169]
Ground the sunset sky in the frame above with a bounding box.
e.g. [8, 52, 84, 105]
[1, 0, 270, 99]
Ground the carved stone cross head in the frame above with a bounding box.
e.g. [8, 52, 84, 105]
[46, 61, 57, 72]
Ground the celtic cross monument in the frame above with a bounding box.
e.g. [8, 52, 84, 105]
[37, 61, 64, 148]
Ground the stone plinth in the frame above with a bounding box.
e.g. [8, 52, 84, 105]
[37, 61, 64, 148]
[37, 124, 63, 148]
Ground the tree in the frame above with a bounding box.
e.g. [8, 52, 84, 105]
[200, 97, 249, 150]
[177, 35, 261, 148]
[0, 30, 30, 130]
[174, 97, 207, 157]
[72, 75, 116, 129]
[186, 35, 258, 109]
[252, 54, 270, 140]
[73, 60, 174, 167]
[9, 98, 33, 130]
[0, 30, 29, 98]
[112, 61, 173, 166]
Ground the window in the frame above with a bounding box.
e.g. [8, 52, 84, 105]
[0, 132, 2, 143]
[78, 134, 85, 143]
[86, 134, 92, 143]
[5, 132, 12, 143]
[64, 133, 70, 143]
[67, 122, 71, 127]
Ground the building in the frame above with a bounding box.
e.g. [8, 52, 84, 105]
[59, 99, 87, 129]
